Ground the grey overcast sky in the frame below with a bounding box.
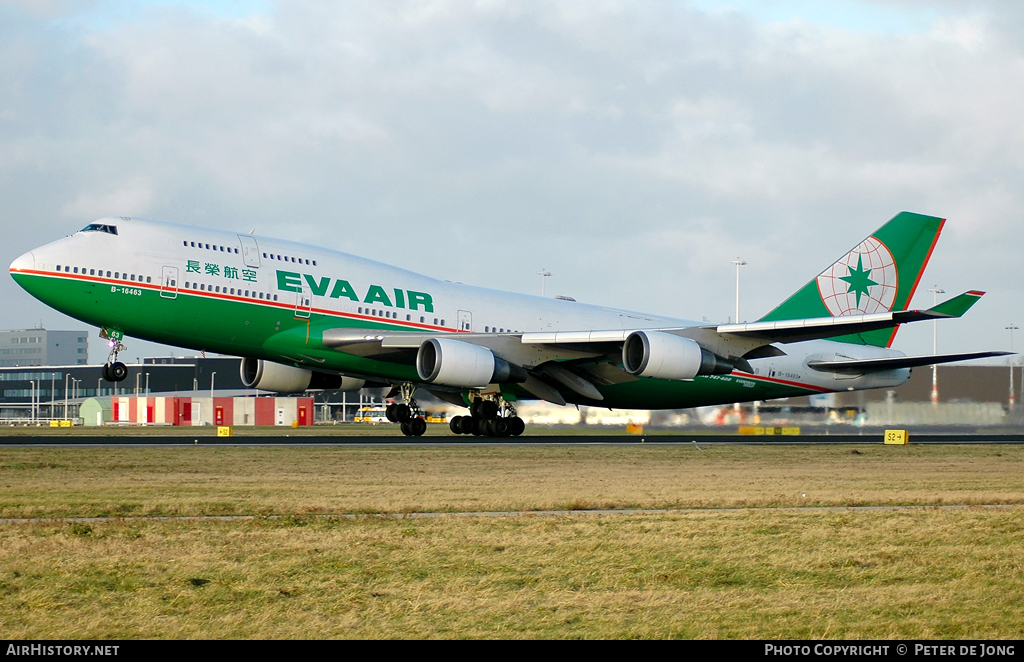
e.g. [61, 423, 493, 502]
[1, 0, 1022, 364]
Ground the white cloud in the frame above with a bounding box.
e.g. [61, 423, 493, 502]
[60, 178, 155, 218]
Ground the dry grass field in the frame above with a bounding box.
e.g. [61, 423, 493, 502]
[1, 444, 1022, 638]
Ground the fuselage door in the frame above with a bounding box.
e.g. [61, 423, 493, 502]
[160, 266, 179, 299]
[238, 235, 261, 268]
[295, 285, 312, 319]
[458, 310, 473, 332]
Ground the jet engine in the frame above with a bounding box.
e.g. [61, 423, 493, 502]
[416, 338, 527, 388]
[240, 358, 364, 393]
[622, 331, 733, 380]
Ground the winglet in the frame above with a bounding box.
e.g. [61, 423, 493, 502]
[927, 290, 985, 318]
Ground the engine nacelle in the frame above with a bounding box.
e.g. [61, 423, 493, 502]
[416, 338, 527, 388]
[622, 331, 733, 380]
[240, 358, 362, 393]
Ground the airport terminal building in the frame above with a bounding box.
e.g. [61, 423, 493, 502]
[0, 328, 88, 368]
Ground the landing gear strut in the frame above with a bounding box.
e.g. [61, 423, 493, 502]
[386, 383, 427, 436]
[449, 395, 525, 437]
[102, 335, 128, 383]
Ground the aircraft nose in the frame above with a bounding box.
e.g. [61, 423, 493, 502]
[9, 250, 35, 274]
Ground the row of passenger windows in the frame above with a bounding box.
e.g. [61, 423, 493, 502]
[264, 252, 316, 266]
[185, 241, 239, 254]
[184, 281, 278, 301]
[356, 306, 443, 326]
[484, 326, 518, 333]
[182, 239, 318, 267]
[56, 265, 151, 283]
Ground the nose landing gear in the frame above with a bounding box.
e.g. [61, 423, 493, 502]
[101, 334, 128, 383]
[449, 395, 525, 437]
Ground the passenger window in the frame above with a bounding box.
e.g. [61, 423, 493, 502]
[73, 267, 78, 274]
[146, 276, 151, 283]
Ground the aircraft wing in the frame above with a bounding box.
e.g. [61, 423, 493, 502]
[318, 290, 990, 405]
[807, 351, 1012, 374]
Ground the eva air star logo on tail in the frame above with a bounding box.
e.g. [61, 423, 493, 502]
[816, 236, 898, 316]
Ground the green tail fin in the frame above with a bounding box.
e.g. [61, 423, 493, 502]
[758, 211, 945, 347]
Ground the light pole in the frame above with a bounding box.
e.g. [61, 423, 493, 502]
[210, 372, 216, 399]
[928, 287, 944, 405]
[29, 380, 35, 423]
[50, 374, 55, 419]
[145, 372, 150, 395]
[537, 269, 551, 297]
[64, 373, 70, 420]
[732, 258, 747, 324]
[1008, 324, 1019, 410]
[731, 258, 747, 417]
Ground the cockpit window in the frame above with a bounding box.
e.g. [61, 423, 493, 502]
[80, 223, 118, 235]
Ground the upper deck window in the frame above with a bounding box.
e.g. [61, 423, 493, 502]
[80, 223, 118, 235]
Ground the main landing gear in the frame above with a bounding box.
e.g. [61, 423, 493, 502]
[102, 336, 128, 383]
[386, 383, 427, 436]
[449, 396, 525, 438]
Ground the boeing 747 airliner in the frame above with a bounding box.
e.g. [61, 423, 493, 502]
[9, 212, 1007, 436]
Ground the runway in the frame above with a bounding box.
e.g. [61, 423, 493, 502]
[2, 432, 1024, 445]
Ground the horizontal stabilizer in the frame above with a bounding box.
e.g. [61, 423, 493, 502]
[718, 290, 986, 344]
[927, 290, 985, 317]
[807, 350, 1012, 374]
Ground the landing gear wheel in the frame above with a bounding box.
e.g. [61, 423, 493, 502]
[450, 416, 470, 434]
[386, 403, 398, 422]
[479, 400, 499, 420]
[508, 416, 526, 437]
[492, 417, 510, 437]
[410, 417, 427, 436]
[400, 421, 412, 436]
[108, 362, 128, 382]
[101, 364, 112, 382]
[395, 403, 411, 422]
